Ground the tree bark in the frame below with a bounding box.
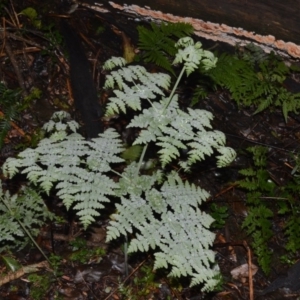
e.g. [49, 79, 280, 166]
[97, 0, 300, 58]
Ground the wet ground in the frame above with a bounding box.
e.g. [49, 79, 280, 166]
[1, 0, 300, 299]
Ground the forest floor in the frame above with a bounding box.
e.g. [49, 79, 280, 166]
[1, 1, 300, 299]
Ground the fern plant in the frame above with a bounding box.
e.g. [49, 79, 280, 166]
[238, 146, 300, 274]
[278, 155, 300, 254]
[201, 49, 300, 121]
[0, 180, 54, 253]
[137, 22, 194, 74]
[3, 37, 236, 290]
[238, 146, 275, 274]
[3, 111, 124, 228]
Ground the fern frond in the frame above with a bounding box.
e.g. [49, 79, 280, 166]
[2, 113, 124, 229]
[3, 157, 22, 178]
[284, 211, 300, 253]
[116, 162, 160, 197]
[254, 95, 273, 115]
[187, 130, 226, 166]
[187, 108, 213, 130]
[0, 182, 54, 252]
[104, 61, 171, 116]
[149, 206, 216, 290]
[157, 136, 186, 166]
[107, 170, 217, 290]
[238, 178, 260, 191]
[128, 98, 173, 144]
[137, 22, 194, 74]
[239, 168, 256, 176]
[103, 56, 127, 71]
[216, 146, 237, 167]
[242, 205, 273, 274]
[174, 37, 217, 75]
[207, 51, 300, 121]
[279, 90, 300, 122]
[161, 171, 210, 208]
[128, 94, 235, 169]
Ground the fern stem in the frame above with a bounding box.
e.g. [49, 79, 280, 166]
[163, 66, 185, 113]
[1, 196, 52, 266]
[137, 144, 149, 175]
[124, 234, 129, 276]
[17, 219, 52, 265]
[111, 169, 125, 178]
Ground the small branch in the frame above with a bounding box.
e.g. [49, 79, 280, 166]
[0, 260, 50, 287]
[0, 110, 31, 141]
[103, 257, 148, 300]
[244, 241, 254, 300]
[4, 40, 28, 96]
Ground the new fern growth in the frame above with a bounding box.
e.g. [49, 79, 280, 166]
[3, 37, 236, 290]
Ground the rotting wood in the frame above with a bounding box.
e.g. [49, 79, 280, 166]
[86, 0, 300, 59]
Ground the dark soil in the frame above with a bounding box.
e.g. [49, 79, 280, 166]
[1, 1, 300, 299]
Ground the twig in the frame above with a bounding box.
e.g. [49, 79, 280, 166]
[3, 40, 28, 96]
[244, 241, 254, 300]
[214, 183, 238, 198]
[9, 0, 21, 28]
[0, 46, 41, 57]
[103, 257, 148, 300]
[0, 31, 47, 50]
[0, 260, 50, 287]
[0, 110, 31, 141]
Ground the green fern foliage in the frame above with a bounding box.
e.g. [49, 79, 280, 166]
[242, 205, 273, 274]
[284, 209, 300, 253]
[0, 181, 54, 253]
[205, 50, 300, 121]
[238, 146, 300, 272]
[238, 146, 275, 273]
[278, 162, 300, 254]
[137, 22, 194, 74]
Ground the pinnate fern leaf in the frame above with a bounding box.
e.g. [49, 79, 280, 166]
[160, 172, 210, 208]
[128, 94, 236, 169]
[174, 37, 218, 75]
[107, 169, 217, 289]
[3, 113, 124, 229]
[103, 56, 127, 71]
[0, 182, 54, 252]
[104, 62, 171, 116]
[216, 146, 237, 167]
[242, 205, 273, 274]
